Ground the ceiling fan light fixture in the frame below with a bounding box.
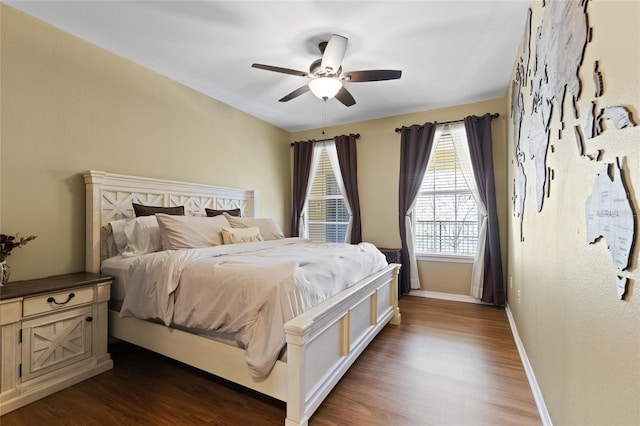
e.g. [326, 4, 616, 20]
[308, 77, 342, 101]
[252, 33, 401, 107]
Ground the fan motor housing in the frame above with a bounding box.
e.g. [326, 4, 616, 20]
[310, 58, 341, 77]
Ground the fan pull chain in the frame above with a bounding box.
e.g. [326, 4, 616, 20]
[322, 102, 326, 136]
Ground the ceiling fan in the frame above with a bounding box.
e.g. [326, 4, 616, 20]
[252, 34, 402, 107]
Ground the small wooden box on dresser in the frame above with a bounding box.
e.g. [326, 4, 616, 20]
[0, 272, 113, 414]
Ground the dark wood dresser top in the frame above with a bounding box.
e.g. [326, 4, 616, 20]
[0, 272, 111, 300]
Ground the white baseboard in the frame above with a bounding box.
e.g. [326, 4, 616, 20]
[409, 289, 480, 304]
[505, 304, 553, 426]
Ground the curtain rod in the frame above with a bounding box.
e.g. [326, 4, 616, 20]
[290, 133, 360, 147]
[394, 113, 500, 133]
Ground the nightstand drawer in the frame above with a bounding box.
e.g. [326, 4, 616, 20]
[23, 286, 93, 317]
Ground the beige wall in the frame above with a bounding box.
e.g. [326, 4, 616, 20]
[507, 1, 640, 425]
[290, 97, 508, 295]
[0, 5, 291, 281]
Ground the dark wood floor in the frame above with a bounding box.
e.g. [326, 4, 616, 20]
[2, 297, 541, 425]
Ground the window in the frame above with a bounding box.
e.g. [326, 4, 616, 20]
[305, 143, 350, 243]
[415, 126, 479, 257]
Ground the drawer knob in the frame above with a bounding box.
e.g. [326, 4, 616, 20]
[86, 316, 93, 322]
[46, 292, 75, 305]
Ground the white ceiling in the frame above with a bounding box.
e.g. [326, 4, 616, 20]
[6, 1, 530, 132]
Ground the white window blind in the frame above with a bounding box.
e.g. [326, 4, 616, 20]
[415, 127, 479, 256]
[306, 145, 350, 243]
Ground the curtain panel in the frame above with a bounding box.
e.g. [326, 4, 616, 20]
[323, 141, 353, 243]
[463, 114, 505, 306]
[398, 123, 438, 294]
[449, 123, 488, 300]
[335, 134, 362, 244]
[290, 140, 314, 237]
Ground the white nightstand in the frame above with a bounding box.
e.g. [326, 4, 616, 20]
[0, 272, 113, 414]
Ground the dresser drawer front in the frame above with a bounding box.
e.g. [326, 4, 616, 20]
[23, 287, 94, 317]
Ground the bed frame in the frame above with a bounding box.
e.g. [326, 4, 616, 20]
[83, 170, 400, 426]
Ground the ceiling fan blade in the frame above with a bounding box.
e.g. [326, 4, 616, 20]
[342, 70, 402, 82]
[279, 85, 310, 102]
[252, 63, 308, 77]
[320, 34, 348, 74]
[335, 87, 356, 107]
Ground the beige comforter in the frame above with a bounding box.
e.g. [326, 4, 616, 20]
[118, 238, 387, 377]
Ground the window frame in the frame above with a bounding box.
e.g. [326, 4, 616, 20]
[303, 142, 351, 243]
[413, 125, 479, 261]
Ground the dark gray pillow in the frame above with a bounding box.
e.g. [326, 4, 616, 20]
[205, 208, 241, 217]
[133, 203, 185, 217]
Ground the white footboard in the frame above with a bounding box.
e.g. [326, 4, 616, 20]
[283, 263, 401, 426]
[107, 263, 400, 426]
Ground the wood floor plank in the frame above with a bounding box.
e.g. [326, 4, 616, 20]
[1, 296, 540, 425]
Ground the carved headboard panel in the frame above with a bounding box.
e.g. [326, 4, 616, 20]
[83, 170, 256, 273]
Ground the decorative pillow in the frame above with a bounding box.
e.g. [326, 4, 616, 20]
[221, 227, 264, 244]
[223, 213, 285, 241]
[205, 208, 241, 217]
[122, 216, 162, 255]
[133, 203, 185, 217]
[155, 213, 230, 250]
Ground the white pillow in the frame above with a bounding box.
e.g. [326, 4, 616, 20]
[221, 227, 264, 244]
[122, 216, 162, 255]
[104, 227, 119, 257]
[107, 217, 161, 256]
[107, 218, 129, 255]
[156, 213, 230, 250]
[223, 213, 285, 240]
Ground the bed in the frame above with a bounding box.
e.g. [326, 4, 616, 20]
[83, 170, 400, 426]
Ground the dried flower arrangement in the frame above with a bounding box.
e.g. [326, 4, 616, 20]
[0, 234, 37, 262]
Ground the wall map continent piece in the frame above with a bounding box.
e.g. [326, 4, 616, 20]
[585, 158, 635, 272]
[616, 277, 628, 301]
[528, 0, 590, 212]
[511, 8, 532, 240]
[601, 106, 636, 130]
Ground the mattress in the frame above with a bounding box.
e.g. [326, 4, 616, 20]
[101, 255, 136, 306]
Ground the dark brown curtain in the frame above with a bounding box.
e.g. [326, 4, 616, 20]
[335, 134, 362, 244]
[464, 114, 505, 306]
[290, 140, 314, 237]
[398, 123, 437, 295]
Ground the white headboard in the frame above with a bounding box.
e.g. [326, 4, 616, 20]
[83, 170, 256, 273]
